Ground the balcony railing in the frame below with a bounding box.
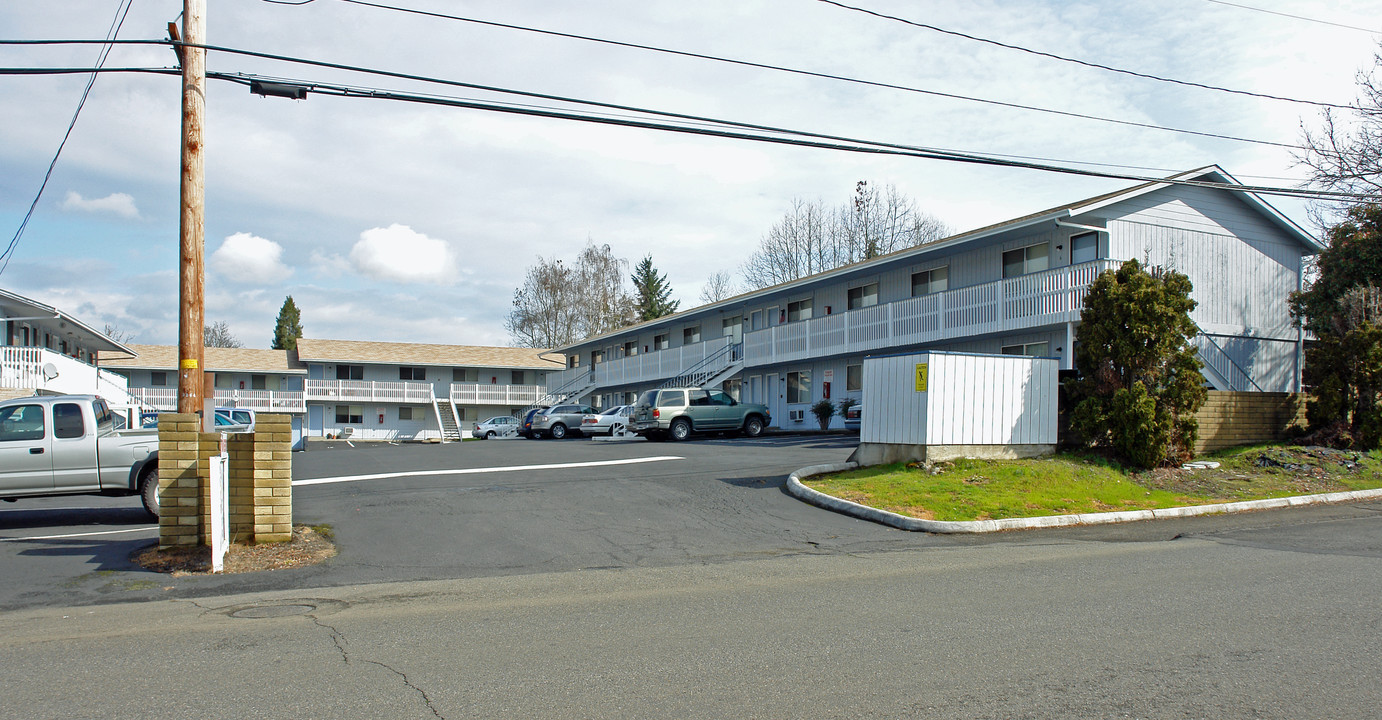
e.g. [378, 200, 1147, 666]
[591, 336, 732, 388]
[1, 346, 135, 401]
[127, 387, 307, 413]
[743, 259, 1119, 366]
[449, 383, 545, 406]
[304, 379, 435, 403]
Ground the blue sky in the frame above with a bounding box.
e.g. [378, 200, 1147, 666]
[2, 0, 1379, 348]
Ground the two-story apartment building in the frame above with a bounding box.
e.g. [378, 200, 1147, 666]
[1, 287, 140, 406]
[547, 167, 1322, 429]
[101, 339, 563, 444]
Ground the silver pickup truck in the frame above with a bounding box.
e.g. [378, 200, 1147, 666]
[0, 394, 161, 517]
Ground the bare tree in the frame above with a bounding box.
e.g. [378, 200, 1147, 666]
[741, 183, 949, 290]
[1298, 50, 1382, 212]
[203, 321, 243, 348]
[507, 241, 633, 348]
[699, 270, 738, 305]
[101, 323, 134, 345]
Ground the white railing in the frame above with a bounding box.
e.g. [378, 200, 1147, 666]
[0, 346, 134, 398]
[126, 387, 307, 412]
[1191, 334, 1263, 392]
[304, 379, 435, 403]
[591, 336, 732, 388]
[449, 383, 545, 406]
[743, 259, 1120, 366]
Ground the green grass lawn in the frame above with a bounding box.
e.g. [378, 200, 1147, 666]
[801, 445, 1382, 522]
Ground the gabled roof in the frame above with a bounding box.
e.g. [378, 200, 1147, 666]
[556, 166, 1321, 352]
[99, 345, 306, 374]
[1, 287, 136, 356]
[294, 338, 563, 370]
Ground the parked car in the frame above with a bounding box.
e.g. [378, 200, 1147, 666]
[842, 401, 862, 432]
[531, 404, 597, 439]
[629, 387, 770, 441]
[139, 407, 256, 433]
[518, 407, 548, 439]
[580, 405, 634, 436]
[472, 415, 519, 439]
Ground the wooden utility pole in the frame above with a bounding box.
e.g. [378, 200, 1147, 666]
[177, 0, 206, 416]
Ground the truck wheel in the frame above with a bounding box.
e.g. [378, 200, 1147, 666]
[669, 418, 692, 442]
[743, 415, 765, 438]
[550, 423, 568, 440]
[139, 466, 160, 519]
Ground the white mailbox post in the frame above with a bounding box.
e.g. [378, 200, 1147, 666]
[209, 434, 229, 572]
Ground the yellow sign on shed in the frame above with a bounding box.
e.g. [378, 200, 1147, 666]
[915, 363, 929, 392]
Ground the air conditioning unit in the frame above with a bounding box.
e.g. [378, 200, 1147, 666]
[788, 409, 805, 422]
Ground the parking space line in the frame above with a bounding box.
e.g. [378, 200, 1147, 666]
[0, 526, 158, 542]
[292, 455, 686, 487]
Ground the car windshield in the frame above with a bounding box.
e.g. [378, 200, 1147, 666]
[600, 406, 623, 415]
[636, 391, 656, 407]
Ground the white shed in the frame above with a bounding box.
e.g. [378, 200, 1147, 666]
[855, 351, 1058, 465]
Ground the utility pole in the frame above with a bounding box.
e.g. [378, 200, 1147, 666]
[176, 0, 206, 416]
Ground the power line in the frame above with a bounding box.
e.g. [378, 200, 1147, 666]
[304, 1, 1309, 148]
[0, 0, 133, 276]
[1204, 0, 1382, 35]
[816, 0, 1355, 110]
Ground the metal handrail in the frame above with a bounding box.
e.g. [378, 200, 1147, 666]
[658, 341, 741, 389]
[1193, 329, 1263, 392]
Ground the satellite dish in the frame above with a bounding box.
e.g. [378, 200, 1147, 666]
[42, 363, 59, 381]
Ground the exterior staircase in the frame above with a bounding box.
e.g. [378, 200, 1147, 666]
[658, 342, 743, 390]
[524, 369, 596, 416]
[434, 399, 463, 441]
[1191, 331, 1263, 392]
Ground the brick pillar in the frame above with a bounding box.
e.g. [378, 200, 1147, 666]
[251, 413, 293, 542]
[157, 413, 207, 549]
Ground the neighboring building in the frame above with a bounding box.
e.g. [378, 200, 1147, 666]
[101, 339, 564, 443]
[1, 287, 140, 405]
[548, 167, 1322, 429]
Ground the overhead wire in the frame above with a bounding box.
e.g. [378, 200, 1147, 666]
[1203, 0, 1382, 35]
[815, 0, 1354, 109]
[1, 0, 133, 276]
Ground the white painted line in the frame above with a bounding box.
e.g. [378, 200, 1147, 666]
[292, 455, 686, 487]
[0, 526, 158, 542]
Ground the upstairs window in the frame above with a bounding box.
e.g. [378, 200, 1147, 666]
[512, 370, 526, 385]
[252, 374, 267, 390]
[150, 371, 168, 387]
[653, 333, 670, 351]
[847, 283, 879, 310]
[683, 326, 701, 344]
[787, 299, 813, 322]
[1001, 341, 1050, 357]
[622, 341, 638, 357]
[336, 364, 364, 381]
[1071, 232, 1099, 264]
[1002, 242, 1050, 278]
[911, 266, 949, 296]
[399, 366, 427, 381]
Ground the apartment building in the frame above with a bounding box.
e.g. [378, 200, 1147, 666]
[547, 167, 1321, 429]
[1, 287, 139, 405]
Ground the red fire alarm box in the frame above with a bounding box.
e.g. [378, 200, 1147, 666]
[378, 412, 385, 424]
[822, 381, 831, 399]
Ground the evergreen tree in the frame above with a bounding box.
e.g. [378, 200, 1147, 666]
[631, 255, 678, 322]
[1067, 260, 1206, 469]
[1289, 204, 1382, 449]
[272, 295, 303, 351]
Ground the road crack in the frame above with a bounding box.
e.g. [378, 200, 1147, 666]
[308, 614, 444, 718]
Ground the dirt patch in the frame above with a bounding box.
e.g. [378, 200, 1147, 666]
[131, 525, 336, 576]
[1137, 446, 1367, 499]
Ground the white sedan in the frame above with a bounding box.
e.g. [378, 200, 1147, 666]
[580, 405, 633, 436]
[472, 415, 519, 439]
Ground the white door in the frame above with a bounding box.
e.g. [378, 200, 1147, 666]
[750, 310, 763, 331]
[765, 372, 782, 427]
[747, 375, 762, 405]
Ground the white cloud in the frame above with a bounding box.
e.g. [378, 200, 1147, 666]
[210, 232, 294, 284]
[60, 191, 139, 219]
[348, 224, 459, 285]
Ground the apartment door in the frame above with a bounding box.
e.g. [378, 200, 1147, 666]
[749, 310, 763, 332]
[766, 306, 780, 327]
[765, 372, 782, 427]
[747, 375, 762, 406]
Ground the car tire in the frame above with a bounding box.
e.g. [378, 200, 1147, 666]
[743, 415, 764, 438]
[485, 431, 496, 439]
[138, 465, 160, 519]
[669, 418, 692, 442]
[550, 423, 568, 440]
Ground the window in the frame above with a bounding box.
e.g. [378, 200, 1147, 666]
[512, 370, 526, 385]
[335, 405, 363, 424]
[1001, 342, 1050, 357]
[787, 370, 811, 404]
[656, 390, 686, 407]
[653, 333, 669, 351]
[399, 367, 426, 381]
[846, 363, 863, 392]
[252, 374, 267, 390]
[214, 374, 231, 389]
[1071, 232, 1099, 264]
[336, 365, 364, 381]
[722, 316, 741, 337]
[0, 404, 45, 442]
[53, 403, 85, 438]
[622, 341, 638, 357]
[847, 283, 878, 310]
[689, 389, 710, 406]
[787, 298, 813, 322]
[568, 355, 580, 368]
[398, 406, 416, 421]
[911, 266, 949, 296]
[591, 350, 604, 365]
[1002, 242, 1050, 278]
[683, 326, 701, 344]
[707, 390, 735, 406]
[150, 371, 167, 387]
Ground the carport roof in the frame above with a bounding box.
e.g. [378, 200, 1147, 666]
[294, 338, 564, 370]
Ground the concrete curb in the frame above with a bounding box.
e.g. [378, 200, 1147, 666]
[786, 462, 1382, 534]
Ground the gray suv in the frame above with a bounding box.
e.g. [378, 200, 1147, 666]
[629, 387, 770, 441]
[530, 404, 596, 439]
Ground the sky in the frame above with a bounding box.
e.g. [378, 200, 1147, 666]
[1, 0, 1379, 349]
